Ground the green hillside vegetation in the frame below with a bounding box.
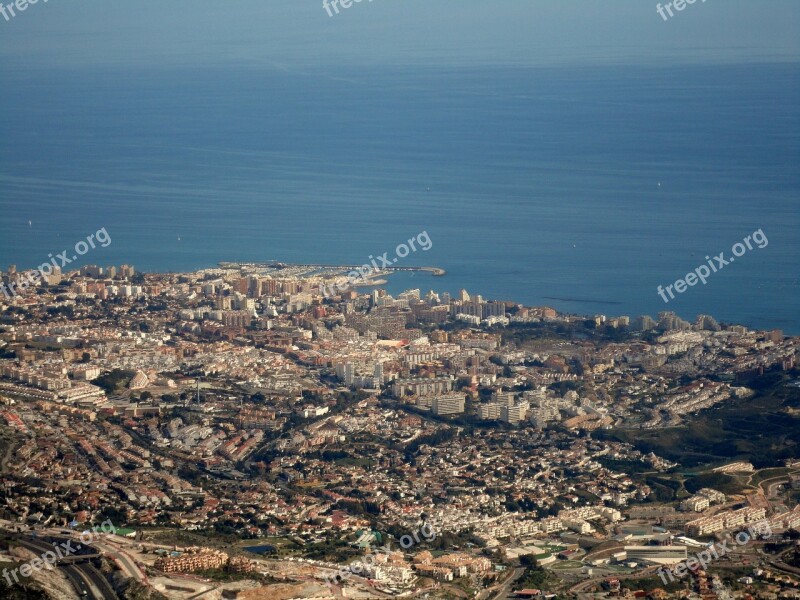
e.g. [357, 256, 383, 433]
[596, 377, 800, 468]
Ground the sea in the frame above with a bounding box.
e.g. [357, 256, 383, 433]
[0, 62, 798, 332]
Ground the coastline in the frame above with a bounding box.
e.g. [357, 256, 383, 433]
[207, 260, 796, 334]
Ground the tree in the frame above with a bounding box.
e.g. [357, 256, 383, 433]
[519, 553, 539, 568]
[92, 369, 135, 394]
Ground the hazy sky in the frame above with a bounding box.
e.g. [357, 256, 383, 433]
[0, 0, 798, 69]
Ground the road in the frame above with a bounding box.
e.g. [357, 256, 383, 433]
[93, 538, 148, 584]
[61, 562, 93, 598]
[66, 564, 106, 600]
[748, 468, 799, 512]
[475, 567, 523, 600]
[16, 537, 102, 599]
[767, 556, 800, 577]
[38, 528, 149, 586]
[15, 535, 119, 599]
[0, 436, 18, 470]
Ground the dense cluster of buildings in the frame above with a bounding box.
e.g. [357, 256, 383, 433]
[153, 547, 242, 573]
[0, 261, 798, 598]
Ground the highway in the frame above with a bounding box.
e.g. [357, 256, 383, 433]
[77, 561, 118, 600]
[14, 535, 120, 599]
[66, 564, 104, 599]
[62, 563, 92, 598]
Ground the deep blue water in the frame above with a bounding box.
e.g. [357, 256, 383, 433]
[0, 63, 798, 332]
[244, 544, 276, 555]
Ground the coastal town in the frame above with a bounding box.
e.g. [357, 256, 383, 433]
[0, 261, 798, 600]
